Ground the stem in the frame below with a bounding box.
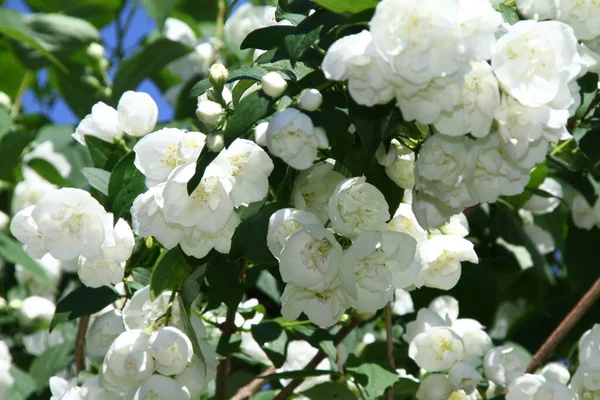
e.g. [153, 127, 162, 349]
[75, 316, 91, 372]
[215, 304, 237, 400]
[385, 303, 395, 400]
[213, 0, 227, 62]
[526, 278, 600, 373]
[164, 290, 177, 326]
[273, 318, 361, 400]
[11, 70, 33, 117]
[337, 342, 344, 375]
[231, 366, 276, 400]
[550, 137, 574, 156]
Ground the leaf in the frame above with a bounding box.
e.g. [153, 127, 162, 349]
[0, 131, 35, 181]
[0, 232, 54, 289]
[112, 38, 193, 101]
[84, 135, 125, 170]
[189, 77, 212, 98]
[251, 321, 288, 367]
[227, 66, 269, 83]
[283, 9, 344, 63]
[240, 25, 296, 50]
[505, 164, 549, 209]
[28, 342, 74, 391]
[141, 0, 180, 30]
[229, 202, 284, 265]
[392, 377, 420, 397]
[256, 270, 281, 304]
[186, 146, 220, 194]
[81, 167, 110, 195]
[346, 354, 399, 397]
[313, 0, 378, 14]
[177, 295, 206, 365]
[204, 254, 243, 311]
[301, 382, 356, 400]
[224, 91, 272, 145]
[108, 152, 147, 220]
[500, 4, 520, 24]
[579, 123, 600, 163]
[0, 107, 12, 139]
[50, 286, 120, 331]
[24, 0, 121, 29]
[7, 367, 36, 400]
[150, 247, 192, 301]
[26, 158, 68, 186]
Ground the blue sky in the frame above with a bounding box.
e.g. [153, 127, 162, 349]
[4, 0, 248, 125]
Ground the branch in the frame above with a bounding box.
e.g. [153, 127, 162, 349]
[273, 318, 361, 400]
[526, 277, 600, 373]
[215, 304, 237, 400]
[385, 303, 395, 400]
[213, 0, 227, 62]
[11, 70, 33, 117]
[231, 366, 277, 400]
[75, 316, 90, 372]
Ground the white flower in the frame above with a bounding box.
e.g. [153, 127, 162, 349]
[196, 99, 224, 124]
[403, 308, 451, 343]
[341, 231, 416, 313]
[117, 91, 158, 138]
[448, 362, 483, 394]
[412, 191, 464, 230]
[224, 3, 276, 50]
[254, 121, 269, 146]
[409, 327, 465, 372]
[429, 296, 460, 322]
[148, 327, 193, 376]
[266, 208, 322, 260]
[278, 340, 331, 393]
[20, 296, 55, 325]
[329, 177, 390, 238]
[100, 330, 154, 393]
[571, 193, 596, 230]
[0, 340, 13, 396]
[322, 30, 396, 106]
[451, 319, 493, 365]
[133, 375, 191, 400]
[416, 374, 454, 400]
[72, 102, 122, 145]
[10, 206, 47, 259]
[280, 282, 348, 328]
[299, 89, 323, 111]
[15, 253, 61, 299]
[392, 289, 414, 316]
[161, 163, 234, 231]
[434, 61, 500, 138]
[516, 0, 559, 20]
[212, 138, 274, 207]
[484, 345, 531, 387]
[80, 375, 122, 400]
[439, 213, 469, 237]
[49, 376, 81, 400]
[209, 63, 229, 86]
[86, 309, 126, 360]
[164, 17, 196, 47]
[571, 364, 600, 400]
[261, 72, 287, 98]
[23, 140, 72, 178]
[457, 0, 503, 61]
[266, 108, 328, 170]
[0, 91, 11, 110]
[11, 167, 57, 214]
[416, 235, 478, 290]
[180, 212, 240, 259]
[175, 342, 219, 398]
[540, 362, 571, 385]
[558, 0, 600, 40]
[523, 178, 562, 215]
[506, 374, 574, 400]
[491, 20, 581, 108]
[0, 210, 8, 232]
[133, 128, 206, 187]
[580, 324, 600, 368]
[206, 132, 225, 152]
[377, 140, 416, 190]
[292, 161, 345, 223]
[131, 185, 185, 248]
[279, 224, 342, 290]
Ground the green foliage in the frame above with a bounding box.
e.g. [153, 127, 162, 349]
[149, 247, 192, 300]
[312, 0, 378, 14]
[224, 91, 272, 145]
[50, 286, 120, 331]
[28, 342, 74, 392]
[108, 152, 146, 220]
[81, 167, 110, 195]
[0, 232, 54, 289]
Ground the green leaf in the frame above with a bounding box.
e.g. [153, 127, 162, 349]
[392, 377, 420, 397]
[189, 77, 212, 98]
[150, 247, 192, 301]
[112, 38, 193, 101]
[313, 0, 378, 14]
[0, 232, 54, 289]
[505, 164, 549, 209]
[346, 355, 399, 397]
[23, 0, 121, 29]
[224, 91, 272, 145]
[0, 107, 12, 139]
[141, 0, 180, 30]
[283, 9, 343, 63]
[579, 123, 600, 163]
[229, 202, 284, 265]
[256, 269, 281, 304]
[227, 66, 269, 82]
[186, 146, 220, 194]
[84, 135, 125, 170]
[81, 167, 110, 195]
[240, 25, 296, 50]
[50, 286, 120, 331]
[251, 321, 288, 367]
[26, 158, 68, 186]
[499, 4, 520, 24]
[301, 382, 356, 400]
[0, 131, 35, 181]
[7, 367, 36, 400]
[177, 295, 206, 365]
[28, 342, 74, 391]
[108, 152, 147, 220]
[204, 254, 243, 310]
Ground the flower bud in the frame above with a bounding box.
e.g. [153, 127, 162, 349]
[86, 42, 105, 60]
[0, 91, 11, 110]
[86, 309, 126, 360]
[540, 362, 571, 385]
[206, 132, 225, 152]
[254, 121, 269, 146]
[209, 63, 229, 87]
[117, 91, 158, 137]
[261, 72, 287, 98]
[0, 210, 8, 231]
[196, 100, 223, 124]
[299, 88, 323, 111]
[149, 327, 194, 376]
[8, 299, 22, 311]
[0, 297, 7, 310]
[20, 296, 55, 325]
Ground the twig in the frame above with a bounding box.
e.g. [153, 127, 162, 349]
[11, 70, 33, 117]
[215, 304, 237, 400]
[385, 303, 395, 400]
[526, 278, 600, 373]
[213, 0, 227, 62]
[231, 366, 277, 400]
[75, 316, 90, 372]
[274, 318, 361, 400]
[337, 342, 344, 375]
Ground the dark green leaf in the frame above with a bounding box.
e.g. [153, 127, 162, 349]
[313, 0, 377, 14]
[186, 146, 220, 194]
[141, 0, 180, 30]
[108, 152, 147, 220]
[28, 342, 74, 391]
[302, 382, 356, 400]
[392, 377, 420, 397]
[283, 9, 344, 63]
[579, 123, 600, 163]
[240, 25, 296, 50]
[112, 38, 193, 101]
[26, 158, 68, 186]
[23, 0, 121, 28]
[0, 232, 54, 289]
[189, 77, 212, 98]
[150, 247, 192, 300]
[177, 296, 206, 365]
[0, 107, 12, 138]
[500, 4, 520, 24]
[227, 66, 269, 83]
[229, 202, 284, 265]
[346, 355, 399, 397]
[0, 131, 35, 181]
[251, 321, 288, 367]
[81, 167, 110, 195]
[204, 254, 243, 310]
[84, 135, 125, 170]
[256, 269, 281, 304]
[7, 367, 36, 400]
[50, 286, 120, 331]
[224, 91, 272, 145]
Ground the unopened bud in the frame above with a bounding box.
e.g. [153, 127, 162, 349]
[87, 42, 105, 60]
[196, 100, 224, 125]
[209, 63, 229, 88]
[0, 92, 11, 110]
[207, 133, 225, 152]
[9, 299, 22, 311]
[261, 72, 287, 99]
[0, 297, 6, 310]
[254, 122, 269, 146]
[299, 88, 322, 111]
